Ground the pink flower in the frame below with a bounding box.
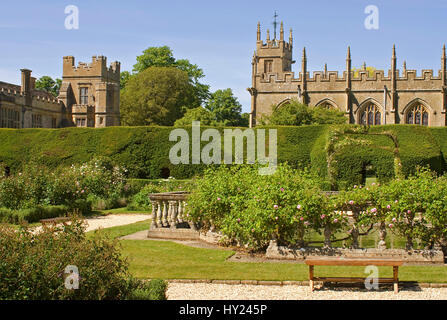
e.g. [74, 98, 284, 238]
[349, 200, 354, 205]
[300, 217, 304, 221]
[333, 219, 339, 223]
[395, 200, 398, 203]
[388, 223, 394, 228]
[217, 197, 221, 201]
[251, 228, 255, 232]
[297, 204, 302, 210]
[304, 221, 309, 226]
[387, 205, 391, 209]
[320, 214, 326, 219]
[392, 217, 397, 222]
[353, 185, 358, 189]
[237, 218, 241, 222]
[273, 205, 279, 209]
[407, 210, 411, 214]
[275, 216, 278, 220]
[280, 188, 285, 192]
[371, 208, 377, 213]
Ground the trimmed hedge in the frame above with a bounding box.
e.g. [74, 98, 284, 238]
[0, 200, 92, 224]
[0, 125, 446, 188]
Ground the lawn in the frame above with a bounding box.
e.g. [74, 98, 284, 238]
[90, 221, 447, 283]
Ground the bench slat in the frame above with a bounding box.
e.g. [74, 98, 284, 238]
[314, 277, 396, 283]
[305, 258, 404, 266]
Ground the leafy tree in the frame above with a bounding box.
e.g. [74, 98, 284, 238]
[35, 76, 62, 97]
[174, 89, 248, 127]
[260, 99, 347, 126]
[120, 71, 131, 89]
[131, 46, 210, 107]
[352, 65, 377, 77]
[204, 89, 245, 126]
[174, 107, 217, 126]
[312, 106, 348, 124]
[120, 67, 195, 126]
[261, 100, 313, 126]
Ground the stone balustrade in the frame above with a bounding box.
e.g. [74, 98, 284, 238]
[148, 191, 195, 230]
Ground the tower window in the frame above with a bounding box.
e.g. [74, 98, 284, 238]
[264, 60, 273, 73]
[80, 87, 89, 105]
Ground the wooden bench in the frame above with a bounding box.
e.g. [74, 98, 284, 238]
[305, 257, 404, 294]
[39, 217, 71, 226]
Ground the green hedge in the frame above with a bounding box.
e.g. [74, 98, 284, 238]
[0, 125, 446, 186]
[0, 200, 92, 224]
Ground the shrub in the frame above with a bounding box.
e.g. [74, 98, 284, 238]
[186, 163, 328, 250]
[126, 279, 168, 300]
[0, 216, 133, 300]
[0, 158, 125, 214]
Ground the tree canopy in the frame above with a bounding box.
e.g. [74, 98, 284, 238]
[120, 67, 195, 126]
[260, 99, 347, 126]
[129, 46, 210, 107]
[35, 76, 62, 97]
[174, 88, 248, 127]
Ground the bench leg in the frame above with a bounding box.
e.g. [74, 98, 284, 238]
[309, 265, 314, 292]
[393, 266, 399, 294]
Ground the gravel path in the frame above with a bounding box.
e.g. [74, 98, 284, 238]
[33, 214, 150, 233]
[82, 214, 149, 232]
[167, 283, 447, 300]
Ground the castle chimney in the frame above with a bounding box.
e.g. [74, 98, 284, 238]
[289, 28, 293, 46]
[20, 69, 32, 94]
[266, 29, 270, 41]
[257, 22, 261, 42]
[30, 77, 36, 90]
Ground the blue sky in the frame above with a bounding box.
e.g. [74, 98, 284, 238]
[1, 0, 447, 113]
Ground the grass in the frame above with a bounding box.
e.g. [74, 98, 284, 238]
[121, 239, 447, 283]
[93, 207, 150, 216]
[89, 221, 447, 283]
[86, 219, 150, 240]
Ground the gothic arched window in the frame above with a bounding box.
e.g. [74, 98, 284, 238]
[360, 103, 381, 125]
[406, 104, 429, 126]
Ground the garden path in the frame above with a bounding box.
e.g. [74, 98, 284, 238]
[166, 283, 447, 300]
[33, 214, 149, 233]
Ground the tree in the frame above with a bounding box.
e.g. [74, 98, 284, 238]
[174, 88, 248, 127]
[120, 67, 195, 126]
[131, 46, 210, 107]
[260, 99, 347, 126]
[35, 76, 62, 97]
[174, 107, 217, 126]
[204, 89, 245, 126]
[352, 65, 377, 78]
[120, 71, 131, 89]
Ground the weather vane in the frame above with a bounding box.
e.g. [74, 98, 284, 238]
[273, 11, 278, 40]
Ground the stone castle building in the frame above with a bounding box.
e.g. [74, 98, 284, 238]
[0, 56, 120, 128]
[248, 22, 447, 127]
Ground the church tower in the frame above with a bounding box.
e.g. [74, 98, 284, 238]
[248, 21, 294, 127]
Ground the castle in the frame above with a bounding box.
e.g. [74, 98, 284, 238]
[0, 56, 120, 128]
[248, 22, 447, 128]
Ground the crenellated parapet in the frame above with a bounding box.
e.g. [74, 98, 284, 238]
[62, 55, 120, 82]
[249, 20, 447, 127]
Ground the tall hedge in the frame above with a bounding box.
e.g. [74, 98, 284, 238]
[0, 125, 446, 185]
